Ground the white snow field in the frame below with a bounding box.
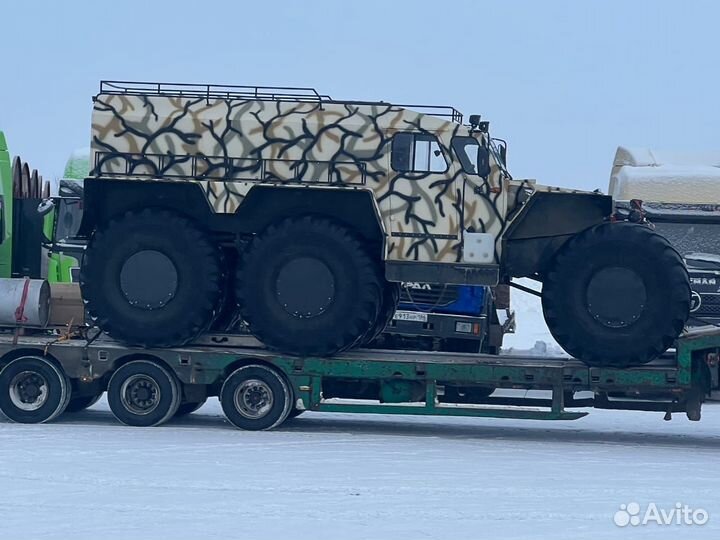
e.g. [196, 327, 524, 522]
[1, 397, 718, 540]
[501, 279, 566, 356]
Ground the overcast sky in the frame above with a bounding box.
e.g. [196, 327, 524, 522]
[1, 0, 716, 191]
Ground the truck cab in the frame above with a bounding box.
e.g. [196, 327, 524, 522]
[380, 283, 508, 353]
[0, 130, 78, 283]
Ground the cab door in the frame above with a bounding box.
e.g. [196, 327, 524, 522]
[383, 130, 462, 263]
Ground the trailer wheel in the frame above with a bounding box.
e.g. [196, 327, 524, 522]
[174, 399, 207, 417]
[236, 216, 382, 356]
[542, 222, 690, 367]
[107, 360, 181, 427]
[0, 356, 71, 423]
[220, 364, 292, 430]
[65, 393, 102, 413]
[80, 208, 222, 347]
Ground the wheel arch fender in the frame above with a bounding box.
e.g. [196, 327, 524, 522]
[79, 178, 216, 235]
[502, 191, 613, 277]
[236, 185, 387, 258]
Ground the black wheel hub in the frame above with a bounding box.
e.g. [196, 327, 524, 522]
[120, 250, 178, 310]
[275, 257, 335, 318]
[246, 387, 266, 407]
[126, 379, 158, 411]
[19, 376, 42, 402]
[586, 266, 647, 328]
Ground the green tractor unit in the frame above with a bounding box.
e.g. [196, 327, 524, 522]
[0, 130, 82, 284]
[0, 130, 50, 280]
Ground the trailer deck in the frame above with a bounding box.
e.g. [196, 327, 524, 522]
[0, 326, 718, 429]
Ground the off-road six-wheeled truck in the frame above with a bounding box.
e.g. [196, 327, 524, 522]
[78, 81, 690, 367]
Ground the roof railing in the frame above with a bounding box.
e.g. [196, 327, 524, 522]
[99, 80, 463, 123]
[100, 80, 330, 103]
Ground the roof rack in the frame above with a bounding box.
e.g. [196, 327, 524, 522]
[100, 80, 332, 103]
[99, 81, 463, 123]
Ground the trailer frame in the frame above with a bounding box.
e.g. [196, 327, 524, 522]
[0, 326, 718, 429]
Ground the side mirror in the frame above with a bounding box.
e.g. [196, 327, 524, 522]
[477, 147, 491, 178]
[37, 198, 55, 217]
[492, 137, 508, 166]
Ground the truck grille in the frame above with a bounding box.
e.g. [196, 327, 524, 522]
[399, 283, 460, 308]
[694, 293, 720, 316]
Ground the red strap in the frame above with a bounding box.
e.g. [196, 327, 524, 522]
[14, 277, 31, 323]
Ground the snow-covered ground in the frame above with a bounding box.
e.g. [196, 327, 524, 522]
[1, 397, 718, 540]
[0, 280, 716, 539]
[502, 279, 566, 356]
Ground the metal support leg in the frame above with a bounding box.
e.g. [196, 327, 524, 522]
[425, 380, 437, 410]
[551, 385, 565, 415]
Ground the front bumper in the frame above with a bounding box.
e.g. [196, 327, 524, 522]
[386, 311, 487, 340]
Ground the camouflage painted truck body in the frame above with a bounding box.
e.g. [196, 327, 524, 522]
[80, 81, 689, 366]
[86, 81, 607, 284]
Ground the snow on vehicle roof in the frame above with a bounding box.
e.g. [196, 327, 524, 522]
[612, 146, 720, 168]
[610, 146, 720, 204]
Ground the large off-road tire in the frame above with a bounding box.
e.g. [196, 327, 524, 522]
[80, 209, 222, 347]
[236, 216, 382, 356]
[542, 222, 690, 367]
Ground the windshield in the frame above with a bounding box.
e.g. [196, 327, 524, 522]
[451, 136, 483, 174]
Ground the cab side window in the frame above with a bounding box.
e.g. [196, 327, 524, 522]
[391, 133, 448, 173]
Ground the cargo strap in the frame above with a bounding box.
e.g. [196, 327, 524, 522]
[14, 277, 31, 324]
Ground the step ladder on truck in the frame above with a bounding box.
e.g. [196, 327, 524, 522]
[0, 277, 717, 430]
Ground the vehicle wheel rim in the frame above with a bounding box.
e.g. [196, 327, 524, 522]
[586, 266, 647, 328]
[9, 371, 49, 411]
[120, 250, 178, 310]
[120, 375, 162, 415]
[233, 379, 274, 419]
[275, 256, 335, 318]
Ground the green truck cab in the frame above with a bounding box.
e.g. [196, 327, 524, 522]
[0, 130, 82, 283]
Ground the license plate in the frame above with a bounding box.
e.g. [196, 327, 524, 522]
[393, 310, 428, 323]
